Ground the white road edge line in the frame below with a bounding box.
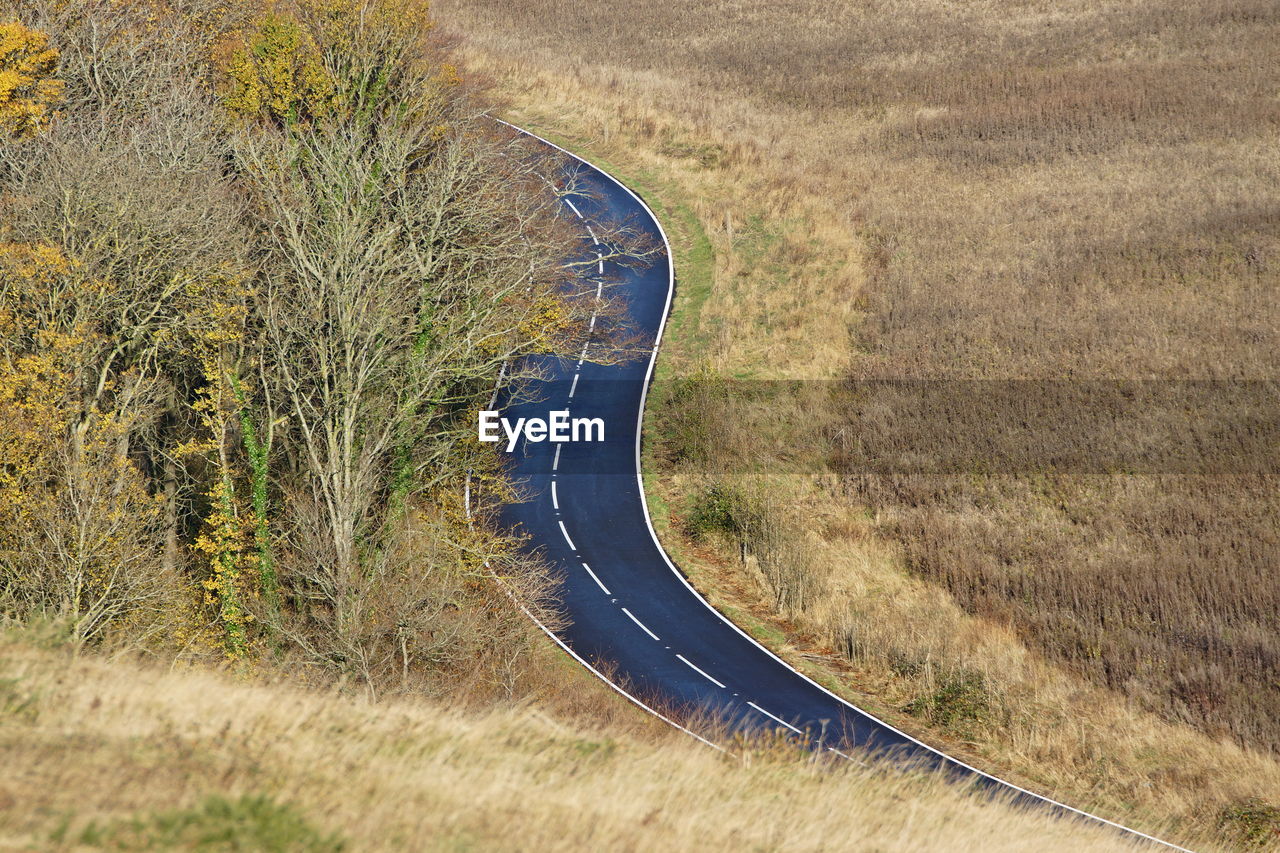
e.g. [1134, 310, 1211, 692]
[551, 480, 559, 510]
[676, 654, 726, 689]
[621, 607, 660, 641]
[569, 372, 580, 398]
[558, 520, 576, 551]
[470, 554, 723, 755]
[582, 562, 611, 595]
[747, 701, 803, 734]
[565, 198, 583, 218]
[494, 118, 1190, 853]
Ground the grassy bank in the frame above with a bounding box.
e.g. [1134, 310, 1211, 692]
[0, 627, 1164, 852]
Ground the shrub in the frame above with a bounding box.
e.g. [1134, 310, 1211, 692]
[903, 668, 991, 730]
[685, 484, 749, 542]
[1217, 798, 1280, 850]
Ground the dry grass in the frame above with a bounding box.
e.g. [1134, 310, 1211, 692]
[434, 0, 1280, 847]
[0, 628, 1167, 852]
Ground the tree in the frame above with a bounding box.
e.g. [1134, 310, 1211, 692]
[0, 4, 252, 650]
[0, 243, 172, 644]
[219, 12, 339, 127]
[0, 0, 653, 698]
[0, 21, 63, 137]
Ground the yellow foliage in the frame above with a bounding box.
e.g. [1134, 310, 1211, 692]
[0, 244, 80, 439]
[0, 21, 65, 137]
[0, 244, 80, 531]
[0, 242, 105, 373]
[194, 479, 258, 659]
[0, 240, 71, 281]
[516, 295, 574, 349]
[0, 351, 71, 526]
[0, 240, 174, 643]
[435, 61, 459, 87]
[177, 269, 260, 658]
[297, 0, 433, 56]
[184, 271, 251, 355]
[0, 358, 167, 644]
[218, 12, 340, 126]
[215, 0, 445, 125]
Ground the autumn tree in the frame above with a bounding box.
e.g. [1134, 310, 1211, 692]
[0, 243, 174, 644]
[0, 21, 63, 136]
[0, 2, 250, 649]
[220, 0, 612, 689]
[0, 0, 650, 697]
[219, 11, 339, 126]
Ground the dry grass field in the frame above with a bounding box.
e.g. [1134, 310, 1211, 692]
[0, 627, 1164, 852]
[436, 0, 1280, 846]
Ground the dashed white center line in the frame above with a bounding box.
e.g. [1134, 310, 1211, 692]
[747, 701, 803, 734]
[676, 654, 726, 689]
[569, 373, 580, 398]
[578, 342, 589, 367]
[565, 198, 583, 219]
[551, 480, 559, 510]
[552, 444, 562, 471]
[558, 519, 576, 551]
[588, 314, 597, 332]
[586, 225, 598, 244]
[621, 607, 660, 641]
[597, 254, 604, 275]
[581, 562, 611, 594]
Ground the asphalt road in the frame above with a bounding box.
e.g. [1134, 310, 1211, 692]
[489, 121, 1185, 851]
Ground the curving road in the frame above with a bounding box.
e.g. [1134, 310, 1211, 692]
[487, 121, 1186, 852]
